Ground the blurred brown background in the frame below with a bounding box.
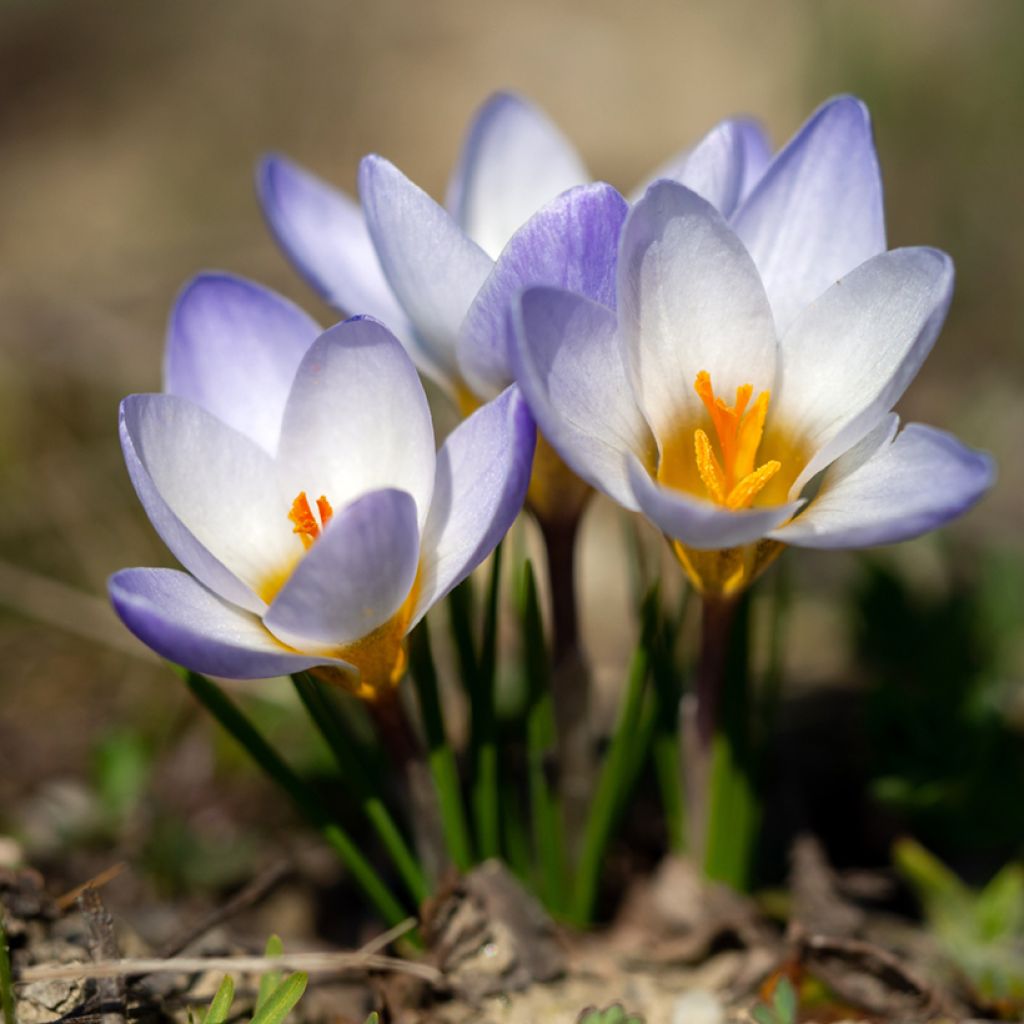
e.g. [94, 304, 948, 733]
[1, 0, 1022, 869]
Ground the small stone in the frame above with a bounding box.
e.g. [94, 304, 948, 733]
[671, 989, 725, 1024]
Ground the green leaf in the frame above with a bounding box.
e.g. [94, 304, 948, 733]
[772, 977, 797, 1024]
[201, 976, 235, 1024]
[0, 908, 16, 1024]
[975, 863, 1024, 942]
[249, 972, 308, 1024]
[363, 1015, 380, 1024]
[254, 934, 283, 1014]
[750, 1006, 777, 1024]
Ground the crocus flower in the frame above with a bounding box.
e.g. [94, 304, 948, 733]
[513, 180, 995, 596]
[109, 275, 534, 695]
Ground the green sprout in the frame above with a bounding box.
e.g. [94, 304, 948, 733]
[576, 1005, 644, 1024]
[190, 935, 308, 1024]
[750, 977, 798, 1024]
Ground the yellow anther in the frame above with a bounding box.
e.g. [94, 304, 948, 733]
[692, 371, 780, 511]
[694, 429, 727, 504]
[726, 460, 781, 510]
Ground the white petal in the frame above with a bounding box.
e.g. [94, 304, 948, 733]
[359, 155, 494, 389]
[733, 95, 886, 333]
[626, 454, 802, 550]
[164, 273, 321, 454]
[513, 286, 652, 509]
[445, 91, 589, 259]
[109, 568, 350, 678]
[618, 181, 777, 443]
[120, 395, 298, 611]
[264, 489, 420, 649]
[257, 155, 414, 335]
[779, 247, 954, 495]
[275, 317, 436, 528]
[413, 387, 535, 623]
[772, 418, 995, 548]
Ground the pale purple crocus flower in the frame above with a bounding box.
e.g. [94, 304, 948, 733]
[257, 91, 781, 403]
[513, 180, 995, 596]
[109, 275, 534, 693]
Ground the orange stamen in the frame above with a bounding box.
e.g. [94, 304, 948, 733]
[693, 371, 779, 511]
[289, 491, 334, 550]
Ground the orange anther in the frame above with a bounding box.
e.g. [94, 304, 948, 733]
[289, 491, 333, 550]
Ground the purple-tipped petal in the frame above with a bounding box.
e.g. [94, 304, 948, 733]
[626, 454, 802, 551]
[109, 568, 348, 678]
[445, 91, 589, 259]
[275, 317, 436, 528]
[359, 155, 494, 389]
[618, 181, 776, 444]
[264, 488, 420, 650]
[257, 155, 413, 335]
[735, 118, 773, 201]
[413, 387, 535, 623]
[164, 273, 321, 454]
[733, 95, 886, 332]
[458, 183, 628, 398]
[780, 247, 954, 495]
[514, 286, 652, 510]
[772, 418, 995, 548]
[120, 395, 297, 612]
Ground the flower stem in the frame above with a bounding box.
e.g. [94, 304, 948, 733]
[183, 671, 409, 928]
[291, 673, 428, 905]
[651, 599, 688, 854]
[470, 544, 502, 860]
[688, 592, 759, 889]
[537, 513, 593, 839]
[519, 561, 567, 913]
[364, 683, 448, 882]
[569, 592, 656, 926]
[407, 622, 475, 872]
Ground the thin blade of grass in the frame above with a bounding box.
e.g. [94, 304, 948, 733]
[201, 975, 234, 1024]
[254, 935, 283, 1014]
[249, 972, 308, 1024]
[0, 907, 16, 1024]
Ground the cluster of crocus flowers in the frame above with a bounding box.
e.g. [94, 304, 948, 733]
[110, 275, 533, 697]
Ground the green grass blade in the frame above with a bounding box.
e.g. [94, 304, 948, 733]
[291, 673, 428, 904]
[520, 561, 567, 912]
[254, 934, 283, 1014]
[183, 671, 408, 928]
[407, 623, 474, 871]
[0, 907, 16, 1024]
[471, 544, 503, 859]
[569, 592, 657, 925]
[201, 975, 235, 1024]
[249, 972, 308, 1024]
[447, 575, 479, 689]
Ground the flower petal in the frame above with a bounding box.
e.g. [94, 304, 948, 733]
[275, 317, 436, 527]
[626, 454, 802, 550]
[257, 155, 413, 335]
[780, 247, 954, 495]
[445, 91, 589, 259]
[264, 488, 420, 649]
[733, 95, 886, 333]
[359, 155, 494, 389]
[772, 417, 995, 548]
[164, 273, 321, 454]
[121, 394, 297, 612]
[513, 286, 652, 509]
[413, 387, 534, 623]
[109, 568, 349, 678]
[618, 180, 777, 443]
[736, 118, 773, 201]
[458, 183, 628, 398]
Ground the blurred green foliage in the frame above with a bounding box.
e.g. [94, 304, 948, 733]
[853, 551, 1024, 853]
[896, 838, 1024, 1009]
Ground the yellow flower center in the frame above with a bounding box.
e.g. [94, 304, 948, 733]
[691, 371, 781, 510]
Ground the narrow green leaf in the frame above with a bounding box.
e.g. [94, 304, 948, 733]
[254, 935, 283, 1014]
[201, 975, 235, 1024]
[773, 977, 797, 1024]
[408, 623, 474, 871]
[182, 670, 408, 928]
[447, 575, 478, 689]
[0, 908, 16, 1024]
[520, 560, 566, 912]
[292, 673, 428, 904]
[249, 972, 308, 1024]
[750, 1006, 777, 1024]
